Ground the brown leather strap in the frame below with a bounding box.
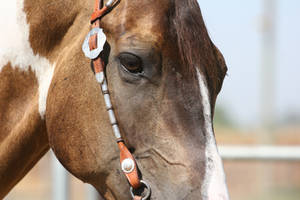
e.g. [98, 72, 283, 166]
[88, 0, 142, 193]
[89, 2, 105, 74]
[91, 6, 109, 23]
[118, 141, 141, 189]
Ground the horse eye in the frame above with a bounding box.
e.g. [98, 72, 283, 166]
[118, 53, 143, 74]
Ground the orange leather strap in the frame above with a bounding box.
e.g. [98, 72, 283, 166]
[88, 0, 142, 191]
[118, 141, 141, 189]
[90, 6, 109, 23]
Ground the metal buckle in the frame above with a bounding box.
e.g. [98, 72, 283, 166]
[82, 27, 106, 59]
[130, 180, 151, 200]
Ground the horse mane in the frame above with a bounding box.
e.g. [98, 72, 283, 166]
[172, 0, 227, 97]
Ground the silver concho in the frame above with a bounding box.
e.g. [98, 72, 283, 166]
[82, 27, 106, 59]
[121, 158, 135, 173]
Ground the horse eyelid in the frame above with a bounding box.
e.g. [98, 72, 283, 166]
[118, 53, 144, 74]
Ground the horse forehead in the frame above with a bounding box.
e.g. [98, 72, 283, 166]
[102, 0, 171, 43]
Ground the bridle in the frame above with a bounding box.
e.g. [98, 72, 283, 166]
[82, 0, 151, 199]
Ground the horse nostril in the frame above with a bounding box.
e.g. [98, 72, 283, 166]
[128, 147, 136, 153]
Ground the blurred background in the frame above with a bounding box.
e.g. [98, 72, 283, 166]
[4, 0, 300, 200]
[202, 0, 300, 200]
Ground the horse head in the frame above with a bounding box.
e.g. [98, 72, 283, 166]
[46, 0, 229, 199]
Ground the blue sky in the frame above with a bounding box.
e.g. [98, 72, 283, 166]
[198, 0, 300, 126]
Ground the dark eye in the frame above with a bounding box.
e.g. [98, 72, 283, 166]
[118, 53, 143, 74]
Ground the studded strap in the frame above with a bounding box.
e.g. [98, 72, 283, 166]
[88, 0, 142, 193]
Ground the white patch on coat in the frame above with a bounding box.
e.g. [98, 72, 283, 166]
[0, 0, 55, 118]
[196, 68, 230, 200]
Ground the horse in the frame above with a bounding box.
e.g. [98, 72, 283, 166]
[0, 0, 229, 199]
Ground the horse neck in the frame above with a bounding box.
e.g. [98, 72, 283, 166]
[0, 64, 49, 198]
[0, 98, 49, 198]
[0, 0, 88, 197]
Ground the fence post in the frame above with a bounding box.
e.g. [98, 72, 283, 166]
[51, 151, 70, 200]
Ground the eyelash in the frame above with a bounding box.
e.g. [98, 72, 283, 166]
[118, 53, 143, 74]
